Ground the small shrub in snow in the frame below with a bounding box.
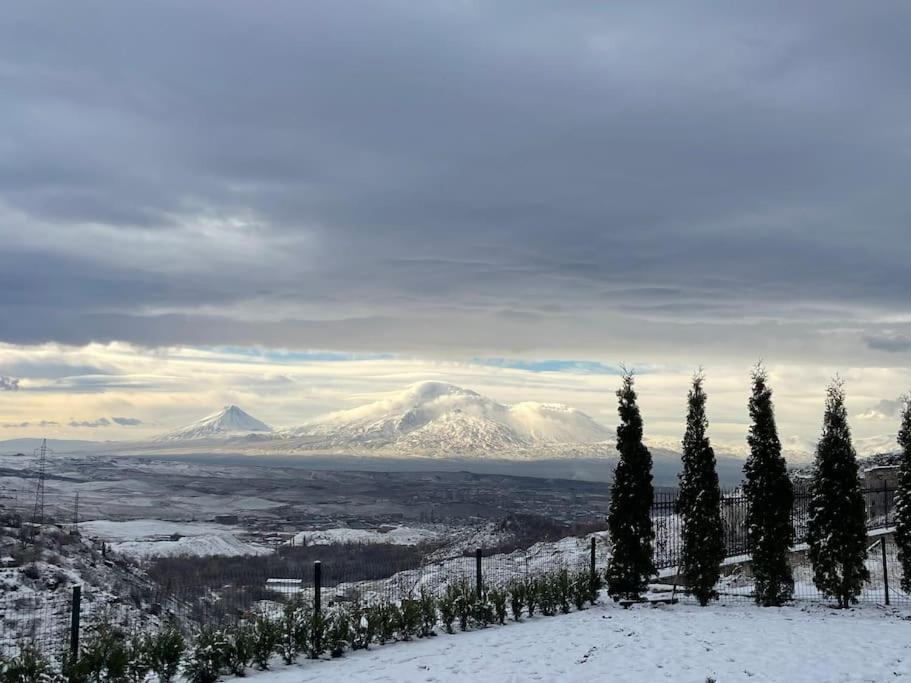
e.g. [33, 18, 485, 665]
[184, 627, 227, 683]
[250, 615, 279, 670]
[398, 598, 422, 641]
[508, 581, 526, 621]
[571, 572, 588, 611]
[368, 602, 398, 645]
[222, 622, 254, 676]
[325, 607, 351, 658]
[524, 578, 538, 617]
[125, 632, 152, 683]
[4, 645, 54, 683]
[308, 610, 327, 659]
[278, 601, 309, 664]
[488, 588, 507, 625]
[347, 604, 373, 650]
[65, 620, 130, 682]
[454, 583, 473, 631]
[438, 587, 458, 634]
[538, 577, 558, 616]
[588, 568, 603, 605]
[556, 569, 572, 614]
[470, 595, 494, 629]
[147, 625, 184, 683]
[419, 589, 437, 637]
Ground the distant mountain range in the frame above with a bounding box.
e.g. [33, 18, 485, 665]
[0, 381, 901, 468]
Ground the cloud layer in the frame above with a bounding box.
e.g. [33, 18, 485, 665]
[1, 4, 910, 445]
[0, 3, 909, 364]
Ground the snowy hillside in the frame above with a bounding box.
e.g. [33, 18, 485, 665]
[156, 405, 272, 441]
[281, 381, 612, 457]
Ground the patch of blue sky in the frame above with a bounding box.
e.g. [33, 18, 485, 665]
[209, 347, 394, 364]
[473, 358, 627, 374]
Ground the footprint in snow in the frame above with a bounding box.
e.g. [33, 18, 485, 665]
[578, 646, 597, 664]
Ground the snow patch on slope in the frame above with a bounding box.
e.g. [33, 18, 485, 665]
[78, 519, 269, 558]
[290, 526, 441, 547]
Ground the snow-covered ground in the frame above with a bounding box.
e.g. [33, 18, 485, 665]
[78, 519, 269, 558]
[232, 600, 911, 682]
[290, 525, 442, 546]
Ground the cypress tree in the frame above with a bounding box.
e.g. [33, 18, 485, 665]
[677, 372, 724, 606]
[606, 371, 655, 600]
[894, 395, 911, 592]
[806, 379, 869, 608]
[743, 364, 795, 606]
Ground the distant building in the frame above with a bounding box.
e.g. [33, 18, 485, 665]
[214, 514, 239, 525]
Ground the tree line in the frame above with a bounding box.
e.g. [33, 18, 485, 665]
[606, 365, 911, 608]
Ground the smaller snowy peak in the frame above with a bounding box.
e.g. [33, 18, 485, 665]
[156, 405, 272, 441]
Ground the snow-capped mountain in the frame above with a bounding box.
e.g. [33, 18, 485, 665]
[281, 381, 612, 457]
[156, 405, 272, 441]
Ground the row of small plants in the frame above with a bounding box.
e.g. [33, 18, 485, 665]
[1, 568, 600, 683]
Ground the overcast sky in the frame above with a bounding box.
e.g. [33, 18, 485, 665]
[1, 2, 910, 450]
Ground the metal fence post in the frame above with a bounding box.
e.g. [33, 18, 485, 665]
[313, 560, 321, 614]
[590, 537, 596, 584]
[884, 479, 891, 525]
[881, 537, 890, 606]
[70, 585, 81, 657]
[475, 548, 482, 597]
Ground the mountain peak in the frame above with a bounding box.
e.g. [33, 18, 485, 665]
[288, 380, 611, 456]
[403, 381, 480, 402]
[156, 405, 272, 441]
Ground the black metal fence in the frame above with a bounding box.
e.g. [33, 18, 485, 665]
[1, 484, 906, 663]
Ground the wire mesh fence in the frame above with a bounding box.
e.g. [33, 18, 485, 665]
[1, 483, 906, 664]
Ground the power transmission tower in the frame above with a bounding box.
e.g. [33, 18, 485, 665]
[31, 438, 48, 528]
[72, 492, 80, 535]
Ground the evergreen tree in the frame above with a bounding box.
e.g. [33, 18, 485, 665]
[677, 372, 724, 606]
[606, 371, 655, 600]
[806, 379, 869, 608]
[894, 395, 911, 593]
[743, 364, 795, 606]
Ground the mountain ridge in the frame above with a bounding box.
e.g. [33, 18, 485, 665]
[280, 380, 612, 457]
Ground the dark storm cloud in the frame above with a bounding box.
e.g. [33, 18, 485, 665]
[2, 2, 911, 358]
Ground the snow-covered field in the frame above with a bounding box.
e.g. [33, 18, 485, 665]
[233, 600, 911, 682]
[78, 519, 269, 558]
[291, 525, 442, 546]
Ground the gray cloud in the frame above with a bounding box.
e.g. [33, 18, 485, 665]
[1, 3, 910, 361]
[0, 376, 19, 391]
[857, 398, 905, 421]
[1, 420, 58, 428]
[864, 333, 911, 353]
[68, 417, 111, 428]
[111, 416, 142, 426]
